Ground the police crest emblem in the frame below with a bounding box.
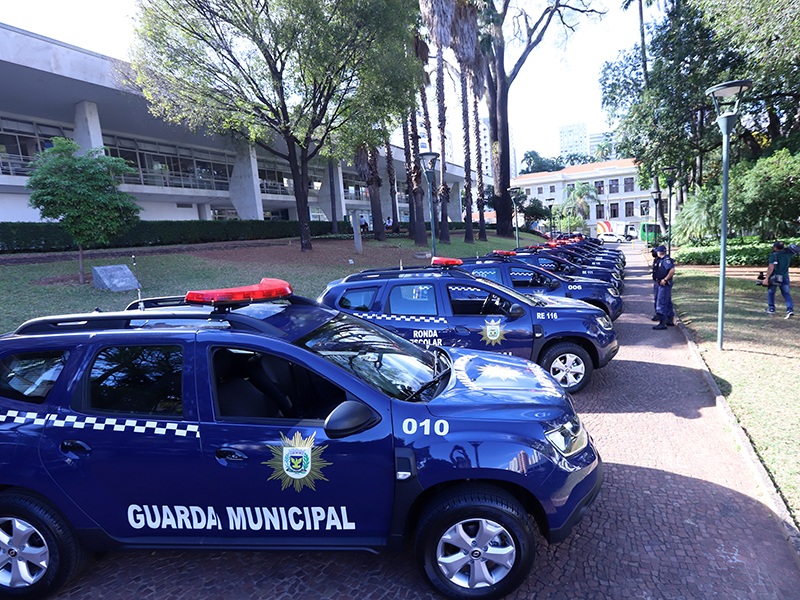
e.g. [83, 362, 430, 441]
[480, 318, 507, 346]
[264, 431, 332, 492]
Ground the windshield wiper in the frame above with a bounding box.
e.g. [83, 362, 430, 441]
[405, 369, 451, 403]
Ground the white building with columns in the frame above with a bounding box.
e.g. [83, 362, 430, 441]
[0, 23, 474, 226]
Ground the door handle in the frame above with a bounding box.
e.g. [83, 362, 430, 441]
[215, 447, 248, 462]
[60, 440, 91, 458]
[454, 326, 470, 335]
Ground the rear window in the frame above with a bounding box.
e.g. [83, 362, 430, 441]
[88, 345, 183, 417]
[338, 287, 378, 312]
[0, 351, 70, 405]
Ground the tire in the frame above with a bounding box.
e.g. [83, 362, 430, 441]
[539, 342, 594, 394]
[0, 492, 85, 599]
[415, 485, 535, 600]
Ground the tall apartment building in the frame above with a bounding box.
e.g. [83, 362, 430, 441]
[559, 123, 588, 156]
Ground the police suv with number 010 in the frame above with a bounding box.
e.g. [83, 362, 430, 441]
[456, 253, 624, 321]
[318, 259, 619, 394]
[0, 279, 602, 600]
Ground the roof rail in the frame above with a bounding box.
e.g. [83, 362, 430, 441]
[345, 267, 476, 282]
[14, 308, 288, 337]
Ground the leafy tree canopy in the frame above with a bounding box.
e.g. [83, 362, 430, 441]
[131, 0, 421, 251]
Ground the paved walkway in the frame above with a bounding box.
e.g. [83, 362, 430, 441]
[54, 245, 800, 600]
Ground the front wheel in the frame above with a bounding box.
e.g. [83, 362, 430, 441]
[415, 486, 535, 600]
[539, 342, 594, 394]
[0, 492, 85, 599]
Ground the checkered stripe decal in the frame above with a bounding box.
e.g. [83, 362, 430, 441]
[0, 410, 200, 438]
[448, 285, 482, 294]
[362, 313, 447, 324]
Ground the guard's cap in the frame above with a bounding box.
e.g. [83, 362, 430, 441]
[655, 245, 667, 253]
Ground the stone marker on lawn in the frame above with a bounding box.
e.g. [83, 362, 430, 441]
[92, 265, 140, 292]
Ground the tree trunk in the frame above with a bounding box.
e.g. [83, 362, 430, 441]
[409, 105, 423, 239]
[638, 0, 649, 88]
[287, 144, 313, 251]
[473, 94, 487, 242]
[486, 36, 512, 238]
[436, 43, 451, 245]
[367, 147, 386, 241]
[78, 243, 85, 284]
[412, 166, 428, 246]
[460, 67, 474, 244]
[328, 161, 339, 234]
[385, 138, 400, 233]
[653, 176, 668, 235]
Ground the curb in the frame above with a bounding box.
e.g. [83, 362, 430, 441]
[675, 317, 800, 567]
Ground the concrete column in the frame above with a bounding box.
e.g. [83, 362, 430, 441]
[197, 203, 212, 221]
[73, 100, 103, 154]
[335, 162, 347, 221]
[229, 144, 263, 220]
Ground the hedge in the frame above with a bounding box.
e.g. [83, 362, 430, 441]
[0, 220, 349, 254]
[675, 238, 800, 267]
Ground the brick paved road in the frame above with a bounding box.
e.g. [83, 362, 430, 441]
[53, 245, 800, 600]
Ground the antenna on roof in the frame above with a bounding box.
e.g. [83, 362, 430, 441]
[132, 254, 144, 311]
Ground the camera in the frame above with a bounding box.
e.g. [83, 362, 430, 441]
[756, 271, 765, 286]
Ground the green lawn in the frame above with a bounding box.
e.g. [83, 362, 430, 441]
[672, 270, 800, 528]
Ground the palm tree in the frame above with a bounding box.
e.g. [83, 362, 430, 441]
[451, 0, 478, 244]
[355, 145, 386, 241]
[384, 137, 400, 234]
[420, 0, 456, 245]
[470, 41, 488, 242]
[563, 182, 597, 232]
[593, 140, 614, 162]
[413, 35, 433, 240]
[405, 110, 428, 246]
[621, 0, 655, 88]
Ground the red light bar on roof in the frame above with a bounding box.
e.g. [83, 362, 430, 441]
[431, 256, 463, 266]
[185, 278, 293, 305]
[492, 250, 516, 256]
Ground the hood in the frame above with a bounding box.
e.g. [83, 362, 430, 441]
[426, 348, 570, 421]
[526, 294, 603, 314]
[559, 274, 610, 287]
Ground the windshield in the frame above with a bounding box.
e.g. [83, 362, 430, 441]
[295, 313, 436, 401]
[474, 277, 550, 306]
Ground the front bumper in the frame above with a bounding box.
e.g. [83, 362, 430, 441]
[547, 458, 604, 544]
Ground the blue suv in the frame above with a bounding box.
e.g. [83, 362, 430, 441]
[456, 256, 624, 321]
[0, 279, 602, 600]
[319, 261, 619, 393]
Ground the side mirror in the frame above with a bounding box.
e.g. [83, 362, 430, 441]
[508, 304, 525, 320]
[324, 400, 381, 439]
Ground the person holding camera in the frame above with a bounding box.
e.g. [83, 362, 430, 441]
[765, 241, 794, 318]
[652, 245, 676, 330]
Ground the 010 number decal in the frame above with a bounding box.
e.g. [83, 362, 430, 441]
[402, 418, 449, 436]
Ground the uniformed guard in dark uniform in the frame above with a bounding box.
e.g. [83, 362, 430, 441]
[652, 245, 675, 330]
[651, 248, 662, 321]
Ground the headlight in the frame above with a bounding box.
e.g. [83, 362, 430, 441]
[595, 315, 613, 331]
[607, 287, 620, 297]
[545, 416, 588, 457]
[612, 272, 621, 281]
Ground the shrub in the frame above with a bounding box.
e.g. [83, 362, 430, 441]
[675, 239, 800, 266]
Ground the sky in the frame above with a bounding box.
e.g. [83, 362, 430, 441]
[1, 0, 662, 162]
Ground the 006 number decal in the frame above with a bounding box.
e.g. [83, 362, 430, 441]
[402, 418, 449, 436]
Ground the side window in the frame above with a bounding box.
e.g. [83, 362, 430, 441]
[469, 267, 502, 284]
[511, 268, 544, 288]
[212, 348, 346, 421]
[387, 284, 438, 316]
[447, 285, 504, 316]
[89, 346, 183, 417]
[338, 287, 378, 312]
[0, 351, 70, 405]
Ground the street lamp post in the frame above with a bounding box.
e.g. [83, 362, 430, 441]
[705, 79, 751, 351]
[662, 166, 677, 256]
[650, 189, 661, 246]
[419, 152, 440, 257]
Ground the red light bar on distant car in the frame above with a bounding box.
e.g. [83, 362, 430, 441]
[185, 278, 293, 305]
[431, 257, 463, 266]
[492, 250, 516, 256]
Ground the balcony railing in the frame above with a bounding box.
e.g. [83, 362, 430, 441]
[0, 154, 36, 176]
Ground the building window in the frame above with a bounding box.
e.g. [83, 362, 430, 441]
[640, 201, 650, 216]
[537, 187, 543, 195]
[596, 204, 605, 219]
[625, 201, 634, 217]
[525, 188, 531, 196]
[624, 177, 635, 192]
[567, 183, 575, 190]
[609, 203, 619, 218]
[609, 179, 619, 194]
[594, 180, 604, 195]
[549, 185, 555, 193]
